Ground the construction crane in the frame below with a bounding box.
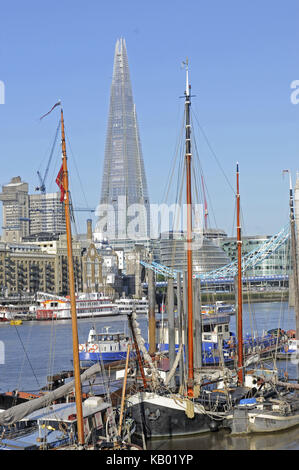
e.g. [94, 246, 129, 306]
[35, 120, 95, 218]
[35, 119, 61, 194]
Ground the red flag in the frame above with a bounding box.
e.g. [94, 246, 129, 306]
[56, 164, 65, 202]
[40, 101, 61, 120]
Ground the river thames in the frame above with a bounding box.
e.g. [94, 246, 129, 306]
[0, 301, 298, 450]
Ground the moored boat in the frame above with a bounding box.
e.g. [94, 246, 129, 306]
[36, 292, 119, 320]
[10, 319, 23, 326]
[115, 297, 148, 315]
[79, 326, 131, 363]
[0, 396, 118, 450]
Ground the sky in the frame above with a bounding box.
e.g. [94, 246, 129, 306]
[0, 0, 299, 238]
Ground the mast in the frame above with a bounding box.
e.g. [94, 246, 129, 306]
[184, 59, 194, 397]
[283, 170, 299, 383]
[201, 174, 208, 231]
[236, 162, 244, 385]
[60, 107, 85, 446]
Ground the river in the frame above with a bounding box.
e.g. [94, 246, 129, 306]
[0, 301, 298, 450]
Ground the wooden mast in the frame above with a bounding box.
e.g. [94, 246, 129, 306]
[283, 170, 299, 383]
[60, 106, 85, 446]
[184, 59, 194, 397]
[236, 162, 244, 385]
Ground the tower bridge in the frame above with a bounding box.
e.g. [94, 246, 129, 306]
[140, 224, 290, 286]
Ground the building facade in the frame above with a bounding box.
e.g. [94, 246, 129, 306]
[29, 192, 65, 235]
[220, 235, 290, 277]
[0, 236, 82, 296]
[0, 177, 65, 242]
[158, 231, 231, 275]
[0, 177, 30, 243]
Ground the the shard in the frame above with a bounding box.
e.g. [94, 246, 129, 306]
[98, 38, 150, 241]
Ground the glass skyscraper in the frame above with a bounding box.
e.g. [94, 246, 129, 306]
[98, 38, 150, 242]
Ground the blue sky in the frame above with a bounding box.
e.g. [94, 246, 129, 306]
[0, 0, 298, 237]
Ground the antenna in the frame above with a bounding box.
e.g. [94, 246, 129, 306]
[182, 58, 189, 97]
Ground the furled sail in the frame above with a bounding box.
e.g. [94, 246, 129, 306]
[0, 363, 103, 426]
[130, 310, 159, 385]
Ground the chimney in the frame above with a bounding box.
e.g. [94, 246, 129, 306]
[87, 219, 92, 241]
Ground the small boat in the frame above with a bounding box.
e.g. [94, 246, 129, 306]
[226, 371, 299, 434]
[201, 302, 235, 315]
[10, 319, 23, 326]
[215, 301, 236, 315]
[277, 330, 297, 359]
[0, 397, 117, 450]
[79, 326, 131, 363]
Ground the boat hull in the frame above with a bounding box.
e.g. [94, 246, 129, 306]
[36, 311, 119, 320]
[127, 392, 223, 438]
[228, 407, 299, 434]
[79, 351, 129, 362]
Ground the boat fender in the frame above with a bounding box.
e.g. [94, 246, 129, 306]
[209, 420, 219, 432]
[185, 400, 194, 419]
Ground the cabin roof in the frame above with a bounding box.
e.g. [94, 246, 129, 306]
[21, 398, 110, 423]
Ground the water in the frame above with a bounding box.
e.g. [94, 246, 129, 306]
[0, 301, 298, 450]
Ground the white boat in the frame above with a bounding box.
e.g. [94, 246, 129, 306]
[277, 330, 298, 359]
[201, 301, 235, 315]
[36, 292, 119, 320]
[0, 305, 28, 322]
[79, 326, 131, 363]
[114, 297, 148, 315]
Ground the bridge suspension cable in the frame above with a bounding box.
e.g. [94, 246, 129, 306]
[140, 224, 290, 280]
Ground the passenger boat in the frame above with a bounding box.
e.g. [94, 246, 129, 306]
[114, 297, 148, 315]
[36, 292, 119, 320]
[0, 310, 9, 322]
[0, 305, 28, 322]
[79, 327, 131, 363]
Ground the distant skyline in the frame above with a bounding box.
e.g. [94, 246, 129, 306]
[0, 0, 298, 238]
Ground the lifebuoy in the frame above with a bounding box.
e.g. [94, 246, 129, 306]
[79, 344, 84, 352]
[88, 344, 99, 353]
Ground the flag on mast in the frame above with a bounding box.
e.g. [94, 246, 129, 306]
[40, 100, 61, 120]
[56, 164, 65, 202]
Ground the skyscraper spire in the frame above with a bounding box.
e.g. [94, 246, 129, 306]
[98, 38, 150, 241]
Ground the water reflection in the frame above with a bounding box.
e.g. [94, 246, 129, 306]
[146, 426, 299, 450]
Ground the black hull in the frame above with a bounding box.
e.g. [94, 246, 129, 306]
[128, 397, 221, 438]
